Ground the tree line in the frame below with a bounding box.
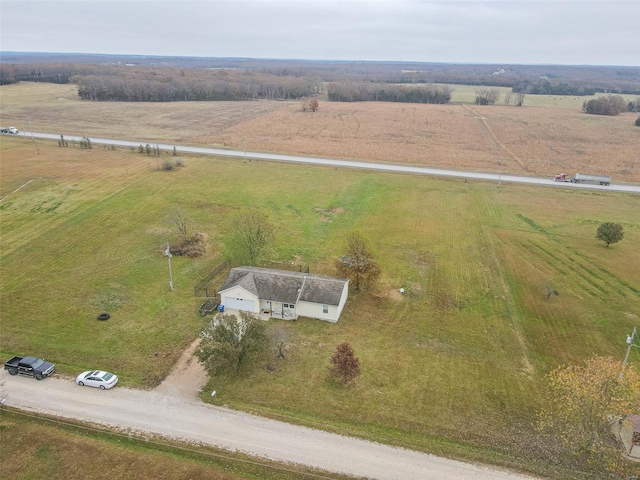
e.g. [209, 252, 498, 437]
[2, 60, 639, 102]
[327, 82, 451, 104]
[74, 71, 320, 102]
[0, 62, 97, 85]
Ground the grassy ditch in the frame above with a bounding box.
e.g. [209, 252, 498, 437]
[0, 408, 353, 480]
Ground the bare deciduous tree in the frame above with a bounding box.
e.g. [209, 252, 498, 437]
[225, 210, 275, 265]
[271, 323, 292, 360]
[170, 208, 191, 242]
[475, 89, 500, 105]
[309, 98, 319, 112]
[504, 91, 513, 106]
[515, 93, 526, 107]
[335, 232, 380, 291]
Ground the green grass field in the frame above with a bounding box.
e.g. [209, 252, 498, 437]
[436, 83, 640, 108]
[1, 137, 638, 477]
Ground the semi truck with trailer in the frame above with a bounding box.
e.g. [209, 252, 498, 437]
[554, 173, 611, 185]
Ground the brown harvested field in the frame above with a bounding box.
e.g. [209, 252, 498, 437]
[0, 82, 286, 145]
[2, 82, 639, 182]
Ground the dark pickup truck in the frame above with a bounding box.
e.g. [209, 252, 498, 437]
[4, 356, 55, 380]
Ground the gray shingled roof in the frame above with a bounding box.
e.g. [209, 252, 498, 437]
[219, 267, 348, 306]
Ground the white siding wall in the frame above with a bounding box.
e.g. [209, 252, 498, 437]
[336, 281, 349, 320]
[219, 287, 259, 313]
[220, 280, 349, 322]
[296, 301, 339, 323]
[260, 300, 271, 312]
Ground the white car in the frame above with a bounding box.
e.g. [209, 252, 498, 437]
[76, 370, 118, 389]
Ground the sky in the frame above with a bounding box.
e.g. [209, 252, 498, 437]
[1, 0, 639, 66]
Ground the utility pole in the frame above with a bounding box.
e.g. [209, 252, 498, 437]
[28, 116, 39, 154]
[165, 242, 174, 291]
[243, 136, 247, 162]
[497, 158, 503, 188]
[621, 326, 638, 379]
[622, 327, 638, 368]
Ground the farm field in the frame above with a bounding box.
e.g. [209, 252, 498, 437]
[441, 82, 640, 108]
[1, 138, 638, 478]
[2, 82, 640, 182]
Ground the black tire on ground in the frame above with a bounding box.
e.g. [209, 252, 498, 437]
[100, 385, 105, 390]
[78, 381, 84, 386]
[8, 368, 18, 375]
[97, 313, 110, 321]
[34, 373, 44, 380]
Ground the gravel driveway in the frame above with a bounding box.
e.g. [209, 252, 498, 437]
[1, 345, 538, 480]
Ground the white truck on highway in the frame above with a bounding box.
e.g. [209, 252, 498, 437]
[554, 173, 611, 186]
[0, 126, 19, 134]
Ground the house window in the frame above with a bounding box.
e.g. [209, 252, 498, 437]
[284, 303, 291, 308]
[322, 304, 328, 314]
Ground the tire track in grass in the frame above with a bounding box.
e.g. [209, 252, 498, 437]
[486, 229, 535, 374]
[463, 105, 527, 172]
[1, 157, 154, 291]
[0, 150, 151, 258]
[563, 245, 640, 297]
[522, 240, 601, 298]
[472, 189, 534, 374]
[514, 213, 636, 298]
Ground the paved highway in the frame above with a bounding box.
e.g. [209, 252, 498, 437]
[10, 131, 640, 194]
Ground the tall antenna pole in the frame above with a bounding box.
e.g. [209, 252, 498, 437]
[621, 326, 638, 379]
[165, 242, 174, 291]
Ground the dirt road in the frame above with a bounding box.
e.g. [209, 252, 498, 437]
[1, 359, 537, 480]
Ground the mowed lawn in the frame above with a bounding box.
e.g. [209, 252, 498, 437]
[1, 138, 639, 474]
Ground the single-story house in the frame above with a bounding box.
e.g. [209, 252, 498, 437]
[219, 266, 349, 323]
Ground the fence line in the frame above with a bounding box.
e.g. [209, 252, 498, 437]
[194, 260, 231, 297]
[266, 261, 310, 273]
[194, 260, 310, 297]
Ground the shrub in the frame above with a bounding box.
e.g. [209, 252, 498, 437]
[330, 342, 361, 385]
[583, 95, 626, 116]
[161, 159, 175, 171]
[169, 232, 206, 257]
